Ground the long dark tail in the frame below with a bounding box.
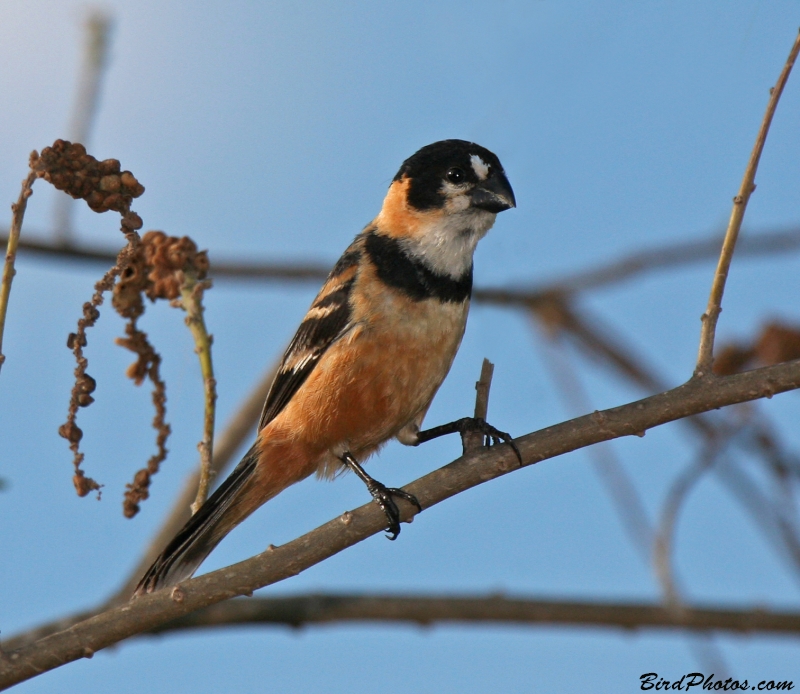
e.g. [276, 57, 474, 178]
[133, 445, 260, 596]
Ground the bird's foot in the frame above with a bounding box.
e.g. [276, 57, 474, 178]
[339, 451, 421, 540]
[416, 416, 522, 464]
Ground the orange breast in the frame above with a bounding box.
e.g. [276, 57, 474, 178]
[262, 266, 469, 477]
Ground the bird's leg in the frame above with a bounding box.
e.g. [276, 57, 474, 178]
[414, 417, 522, 464]
[339, 451, 422, 540]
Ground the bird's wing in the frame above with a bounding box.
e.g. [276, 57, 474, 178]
[258, 243, 361, 431]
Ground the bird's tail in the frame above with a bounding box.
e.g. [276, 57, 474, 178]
[134, 444, 262, 596]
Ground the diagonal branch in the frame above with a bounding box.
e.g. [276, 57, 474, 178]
[3, 360, 800, 688]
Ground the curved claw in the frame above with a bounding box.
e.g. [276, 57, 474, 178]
[366, 482, 421, 540]
[367, 481, 422, 540]
[375, 488, 400, 540]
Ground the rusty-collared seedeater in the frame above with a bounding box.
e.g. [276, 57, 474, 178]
[135, 139, 516, 595]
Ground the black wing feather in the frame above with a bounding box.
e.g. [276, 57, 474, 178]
[257, 246, 361, 431]
[134, 444, 259, 594]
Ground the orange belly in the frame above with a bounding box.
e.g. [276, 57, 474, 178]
[259, 292, 469, 481]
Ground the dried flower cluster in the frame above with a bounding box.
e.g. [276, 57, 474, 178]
[30, 140, 144, 230]
[713, 321, 800, 376]
[113, 231, 210, 517]
[114, 231, 210, 319]
[27, 138, 148, 498]
[61, 266, 132, 497]
[56, 212, 212, 512]
[116, 321, 170, 518]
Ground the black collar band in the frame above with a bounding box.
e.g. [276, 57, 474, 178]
[364, 230, 472, 303]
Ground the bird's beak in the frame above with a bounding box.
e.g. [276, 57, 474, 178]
[470, 172, 516, 213]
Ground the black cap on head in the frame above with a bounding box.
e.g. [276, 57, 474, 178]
[394, 139, 514, 212]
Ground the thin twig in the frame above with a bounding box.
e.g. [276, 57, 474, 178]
[462, 358, 494, 452]
[474, 359, 494, 420]
[53, 10, 113, 244]
[0, 172, 36, 373]
[178, 269, 217, 515]
[654, 443, 727, 604]
[3, 359, 800, 687]
[696, 30, 800, 374]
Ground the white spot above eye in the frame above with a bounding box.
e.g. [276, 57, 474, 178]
[470, 154, 490, 181]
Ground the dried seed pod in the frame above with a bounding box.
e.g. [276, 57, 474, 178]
[77, 393, 95, 407]
[73, 471, 101, 498]
[98, 158, 121, 175]
[99, 175, 121, 193]
[58, 422, 83, 444]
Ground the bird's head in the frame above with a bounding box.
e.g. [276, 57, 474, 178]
[394, 139, 515, 215]
[375, 139, 515, 278]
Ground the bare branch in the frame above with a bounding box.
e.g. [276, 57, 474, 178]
[8, 592, 800, 655]
[696, 31, 800, 373]
[4, 226, 800, 302]
[147, 594, 800, 636]
[3, 360, 800, 688]
[551, 227, 800, 294]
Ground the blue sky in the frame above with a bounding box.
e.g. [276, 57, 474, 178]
[1, 2, 799, 691]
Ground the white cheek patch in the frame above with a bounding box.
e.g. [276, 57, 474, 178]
[470, 154, 490, 181]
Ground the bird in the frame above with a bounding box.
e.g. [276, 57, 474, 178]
[134, 139, 517, 595]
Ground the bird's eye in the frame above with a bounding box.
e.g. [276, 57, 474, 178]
[446, 167, 466, 184]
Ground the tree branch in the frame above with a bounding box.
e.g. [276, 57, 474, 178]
[3, 360, 800, 688]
